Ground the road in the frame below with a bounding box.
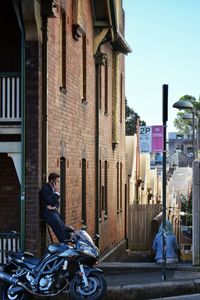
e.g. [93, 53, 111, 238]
[151, 294, 200, 299]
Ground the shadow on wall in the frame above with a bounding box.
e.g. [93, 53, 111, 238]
[0, 153, 20, 232]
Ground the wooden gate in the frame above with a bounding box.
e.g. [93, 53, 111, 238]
[128, 204, 162, 250]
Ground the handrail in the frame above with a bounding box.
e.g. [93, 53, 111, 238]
[0, 74, 21, 122]
[0, 72, 20, 77]
[0, 231, 20, 265]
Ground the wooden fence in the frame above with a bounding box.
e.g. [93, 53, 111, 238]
[128, 204, 162, 251]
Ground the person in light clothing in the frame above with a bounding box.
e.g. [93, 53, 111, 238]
[152, 220, 179, 264]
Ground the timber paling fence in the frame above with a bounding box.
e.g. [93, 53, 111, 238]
[128, 204, 162, 251]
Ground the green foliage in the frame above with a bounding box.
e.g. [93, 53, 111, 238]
[180, 95, 196, 102]
[181, 192, 192, 226]
[174, 111, 193, 133]
[174, 95, 200, 133]
[125, 98, 146, 135]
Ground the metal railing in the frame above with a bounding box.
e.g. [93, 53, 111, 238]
[0, 73, 21, 122]
[0, 231, 20, 265]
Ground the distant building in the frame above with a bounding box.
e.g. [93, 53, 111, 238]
[168, 132, 193, 157]
[126, 135, 162, 205]
[167, 132, 193, 167]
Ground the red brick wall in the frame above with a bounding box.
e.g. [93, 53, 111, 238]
[47, 0, 96, 234]
[25, 41, 43, 253]
[44, 0, 127, 253]
[0, 0, 127, 256]
[98, 46, 126, 253]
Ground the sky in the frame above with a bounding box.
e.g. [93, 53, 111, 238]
[123, 0, 200, 132]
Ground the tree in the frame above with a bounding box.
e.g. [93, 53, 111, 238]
[181, 191, 192, 226]
[174, 95, 200, 133]
[125, 98, 146, 135]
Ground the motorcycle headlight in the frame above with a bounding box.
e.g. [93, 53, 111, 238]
[77, 242, 98, 258]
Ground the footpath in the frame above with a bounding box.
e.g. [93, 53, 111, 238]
[101, 261, 200, 300]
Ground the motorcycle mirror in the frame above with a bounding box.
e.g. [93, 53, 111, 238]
[65, 225, 75, 232]
[93, 234, 100, 241]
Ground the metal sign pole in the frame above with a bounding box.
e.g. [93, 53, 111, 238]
[162, 84, 168, 282]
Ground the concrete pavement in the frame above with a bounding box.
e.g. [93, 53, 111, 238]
[100, 262, 200, 300]
[151, 294, 200, 299]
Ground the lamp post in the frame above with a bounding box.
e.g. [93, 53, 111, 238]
[173, 99, 195, 159]
[173, 98, 200, 265]
[162, 84, 168, 282]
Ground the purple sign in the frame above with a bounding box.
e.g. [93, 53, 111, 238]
[152, 125, 163, 152]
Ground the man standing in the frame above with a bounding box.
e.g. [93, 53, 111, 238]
[39, 172, 67, 243]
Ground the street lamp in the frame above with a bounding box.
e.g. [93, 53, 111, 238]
[173, 99, 194, 110]
[173, 99, 195, 159]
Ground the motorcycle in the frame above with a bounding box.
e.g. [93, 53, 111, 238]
[0, 229, 107, 300]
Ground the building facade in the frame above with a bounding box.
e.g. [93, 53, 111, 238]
[0, 0, 131, 256]
[167, 132, 193, 167]
[168, 132, 194, 157]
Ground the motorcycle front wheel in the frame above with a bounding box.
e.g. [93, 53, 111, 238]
[1, 282, 27, 300]
[70, 272, 107, 300]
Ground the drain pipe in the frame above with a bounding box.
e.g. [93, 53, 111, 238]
[95, 52, 107, 247]
[39, 12, 49, 254]
[20, 23, 26, 252]
[41, 15, 48, 184]
[40, 1, 59, 252]
[12, 0, 26, 252]
[95, 57, 100, 246]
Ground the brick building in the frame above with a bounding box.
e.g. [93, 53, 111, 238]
[0, 0, 131, 257]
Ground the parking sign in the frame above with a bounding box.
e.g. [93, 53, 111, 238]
[139, 125, 163, 153]
[139, 126, 152, 153]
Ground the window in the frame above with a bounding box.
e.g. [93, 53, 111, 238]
[104, 61, 108, 114]
[120, 162, 123, 211]
[82, 159, 87, 226]
[99, 66, 102, 110]
[112, 52, 120, 147]
[117, 162, 120, 212]
[60, 9, 66, 90]
[104, 161, 108, 216]
[82, 34, 87, 102]
[117, 162, 122, 212]
[60, 157, 66, 219]
[99, 160, 102, 219]
[120, 73, 123, 122]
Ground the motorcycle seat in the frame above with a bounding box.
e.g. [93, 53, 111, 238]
[47, 243, 69, 254]
[10, 252, 40, 268]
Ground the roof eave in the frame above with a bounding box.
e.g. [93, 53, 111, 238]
[91, 0, 132, 54]
[111, 31, 132, 55]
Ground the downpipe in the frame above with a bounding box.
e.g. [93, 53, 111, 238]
[0, 271, 68, 298]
